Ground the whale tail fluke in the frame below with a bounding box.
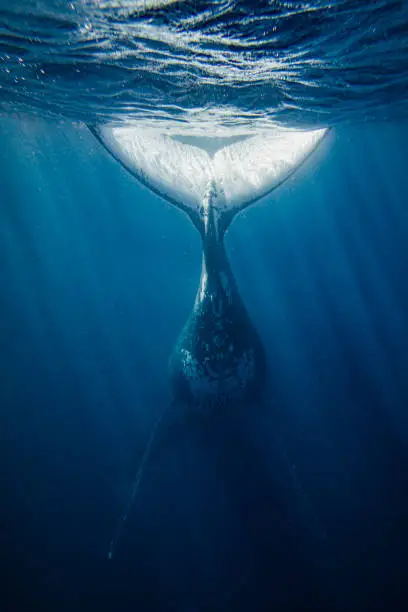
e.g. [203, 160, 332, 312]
[91, 125, 328, 235]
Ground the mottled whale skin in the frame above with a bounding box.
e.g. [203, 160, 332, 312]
[169, 190, 266, 411]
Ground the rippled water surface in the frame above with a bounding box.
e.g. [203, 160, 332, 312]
[0, 1, 407, 132]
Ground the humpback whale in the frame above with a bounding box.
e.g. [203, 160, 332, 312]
[90, 125, 328, 557]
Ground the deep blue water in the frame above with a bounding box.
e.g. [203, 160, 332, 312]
[1, 1, 408, 610]
[1, 117, 408, 611]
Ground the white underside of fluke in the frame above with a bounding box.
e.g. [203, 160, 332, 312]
[93, 125, 328, 215]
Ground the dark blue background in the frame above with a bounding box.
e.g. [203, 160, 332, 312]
[1, 118, 408, 611]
